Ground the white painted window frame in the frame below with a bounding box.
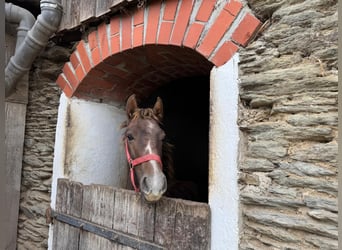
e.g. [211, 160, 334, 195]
[209, 53, 239, 250]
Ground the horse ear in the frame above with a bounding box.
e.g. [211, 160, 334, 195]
[126, 94, 138, 119]
[153, 96, 163, 121]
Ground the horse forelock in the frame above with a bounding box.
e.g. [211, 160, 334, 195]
[134, 108, 161, 123]
[120, 108, 161, 128]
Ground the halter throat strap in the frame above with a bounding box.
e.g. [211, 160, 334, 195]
[124, 139, 163, 192]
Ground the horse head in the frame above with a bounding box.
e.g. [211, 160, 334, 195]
[123, 94, 167, 202]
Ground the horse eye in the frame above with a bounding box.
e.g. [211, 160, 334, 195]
[127, 134, 134, 141]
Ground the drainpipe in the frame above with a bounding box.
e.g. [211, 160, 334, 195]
[5, 3, 36, 52]
[5, 0, 63, 97]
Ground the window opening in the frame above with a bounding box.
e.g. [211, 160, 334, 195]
[142, 75, 209, 203]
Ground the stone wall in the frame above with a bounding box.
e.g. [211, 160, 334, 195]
[238, 0, 338, 249]
[17, 42, 72, 250]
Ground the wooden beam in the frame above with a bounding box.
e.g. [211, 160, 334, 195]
[5, 101, 27, 250]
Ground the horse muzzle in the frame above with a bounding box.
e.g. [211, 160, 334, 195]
[140, 175, 167, 202]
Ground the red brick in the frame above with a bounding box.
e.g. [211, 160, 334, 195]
[98, 23, 110, 59]
[170, 0, 194, 45]
[224, 0, 243, 16]
[88, 88, 107, 99]
[196, 1, 215, 22]
[83, 74, 114, 90]
[96, 61, 119, 72]
[94, 79, 114, 90]
[76, 40, 92, 73]
[63, 82, 74, 98]
[210, 41, 239, 66]
[121, 15, 132, 51]
[63, 62, 79, 89]
[98, 60, 132, 79]
[88, 67, 105, 78]
[109, 67, 131, 80]
[183, 22, 204, 48]
[56, 73, 67, 90]
[110, 16, 120, 35]
[97, 61, 130, 79]
[69, 52, 79, 69]
[91, 47, 102, 65]
[77, 75, 93, 89]
[75, 64, 86, 82]
[163, 0, 178, 21]
[145, 1, 162, 44]
[120, 56, 147, 74]
[196, 10, 235, 57]
[158, 21, 173, 44]
[104, 53, 125, 66]
[76, 79, 91, 90]
[102, 73, 126, 83]
[133, 7, 144, 25]
[133, 25, 144, 47]
[110, 34, 120, 54]
[88, 31, 98, 50]
[56, 74, 74, 97]
[231, 12, 261, 46]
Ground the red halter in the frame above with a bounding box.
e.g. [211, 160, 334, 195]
[124, 139, 163, 192]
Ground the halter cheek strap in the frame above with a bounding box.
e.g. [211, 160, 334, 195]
[124, 139, 163, 192]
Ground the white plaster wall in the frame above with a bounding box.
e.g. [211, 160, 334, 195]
[50, 93, 69, 210]
[209, 53, 239, 250]
[64, 97, 128, 186]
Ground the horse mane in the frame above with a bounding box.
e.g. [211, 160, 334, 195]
[121, 108, 175, 180]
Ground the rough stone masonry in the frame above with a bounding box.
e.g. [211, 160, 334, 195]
[238, 0, 338, 249]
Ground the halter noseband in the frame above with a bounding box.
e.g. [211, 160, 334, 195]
[124, 139, 163, 192]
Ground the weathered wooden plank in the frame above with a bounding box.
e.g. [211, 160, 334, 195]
[79, 0, 97, 23]
[137, 197, 155, 241]
[113, 188, 130, 233]
[125, 192, 156, 242]
[58, 0, 137, 31]
[4, 102, 27, 250]
[113, 189, 158, 249]
[171, 200, 211, 249]
[126, 191, 141, 236]
[60, 0, 80, 30]
[4, 31, 28, 250]
[79, 184, 117, 250]
[154, 197, 178, 248]
[96, 0, 112, 17]
[52, 179, 83, 250]
[96, 0, 130, 17]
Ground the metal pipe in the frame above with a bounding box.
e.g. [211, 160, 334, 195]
[5, 0, 63, 97]
[5, 3, 35, 49]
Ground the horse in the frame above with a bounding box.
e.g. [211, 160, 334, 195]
[121, 94, 199, 202]
[121, 94, 171, 202]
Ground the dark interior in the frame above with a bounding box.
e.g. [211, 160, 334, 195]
[142, 75, 209, 203]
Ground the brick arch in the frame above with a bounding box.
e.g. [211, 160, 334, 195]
[56, 0, 261, 103]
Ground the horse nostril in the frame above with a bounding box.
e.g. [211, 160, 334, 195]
[141, 177, 151, 194]
[161, 176, 167, 193]
[141, 175, 167, 195]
